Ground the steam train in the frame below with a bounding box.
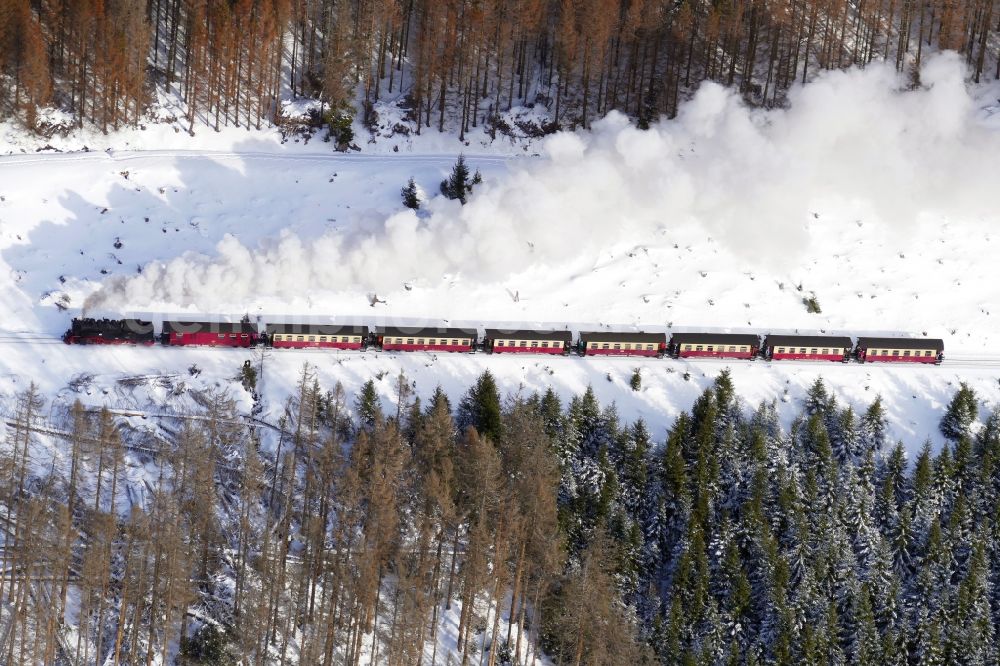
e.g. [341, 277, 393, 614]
[62, 318, 945, 365]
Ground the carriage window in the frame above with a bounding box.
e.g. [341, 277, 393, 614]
[417, 338, 425, 345]
[340, 336, 348, 343]
[613, 343, 621, 349]
[696, 345, 703, 351]
[603, 343, 610, 349]
[541, 341, 548, 348]
[799, 348, 806, 354]
[218, 334, 225, 339]
[903, 350, 911, 357]
[892, 350, 899, 356]
[728, 346, 736, 352]
[811, 348, 818, 354]
[553, 341, 561, 348]
[309, 336, 316, 342]
[925, 350, 933, 356]
[520, 340, 528, 347]
[531, 341, 539, 347]
[407, 338, 414, 345]
[647, 344, 654, 350]
[706, 345, 714, 351]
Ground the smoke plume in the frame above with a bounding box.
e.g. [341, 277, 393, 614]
[92, 53, 1000, 312]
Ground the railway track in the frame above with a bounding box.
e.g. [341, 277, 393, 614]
[0, 148, 515, 170]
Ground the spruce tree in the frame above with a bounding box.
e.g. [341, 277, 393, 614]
[805, 378, 833, 418]
[714, 368, 737, 420]
[439, 154, 479, 204]
[975, 408, 1000, 457]
[538, 387, 563, 439]
[401, 177, 420, 209]
[356, 379, 381, 430]
[940, 382, 979, 442]
[630, 368, 641, 391]
[426, 384, 452, 416]
[860, 395, 889, 456]
[456, 370, 502, 441]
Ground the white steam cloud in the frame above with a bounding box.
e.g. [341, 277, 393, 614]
[93, 53, 1000, 311]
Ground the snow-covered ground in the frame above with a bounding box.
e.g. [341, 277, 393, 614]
[2, 341, 998, 454]
[2, 53, 1000, 453]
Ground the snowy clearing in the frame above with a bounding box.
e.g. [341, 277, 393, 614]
[1, 55, 999, 454]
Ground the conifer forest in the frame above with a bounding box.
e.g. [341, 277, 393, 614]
[0, 0, 998, 134]
[1, 364, 998, 664]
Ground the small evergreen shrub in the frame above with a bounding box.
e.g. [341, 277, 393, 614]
[401, 177, 420, 209]
[440, 155, 481, 204]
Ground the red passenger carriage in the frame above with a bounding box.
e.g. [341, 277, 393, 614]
[579, 331, 666, 357]
[484, 329, 572, 354]
[377, 327, 477, 352]
[163, 321, 258, 347]
[856, 337, 943, 364]
[267, 323, 368, 350]
[669, 333, 760, 359]
[763, 335, 852, 362]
